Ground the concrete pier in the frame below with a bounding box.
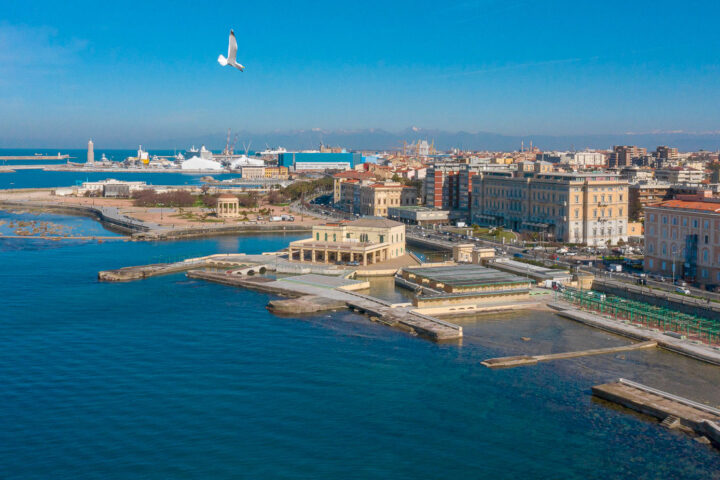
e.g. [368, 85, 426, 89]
[186, 269, 463, 341]
[481, 341, 657, 369]
[593, 378, 720, 448]
[549, 302, 720, 366]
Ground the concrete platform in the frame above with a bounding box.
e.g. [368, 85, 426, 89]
[482, 341, 657, 369]
[593, 378, 720, 448]
[549, 302, 720, 366]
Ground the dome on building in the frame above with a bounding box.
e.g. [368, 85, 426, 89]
[181, 156, 224, 171]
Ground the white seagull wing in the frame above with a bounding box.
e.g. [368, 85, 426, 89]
[227, 31, 238, 64]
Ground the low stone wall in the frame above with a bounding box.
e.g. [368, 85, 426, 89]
[414, 290, 530, 308]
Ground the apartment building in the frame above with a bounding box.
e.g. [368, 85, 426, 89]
[358, 182, 417, 217]
[628, 182, 672, 220]
[425, 162, 512, 211]
[655, 146, 679, 161]
[609, 146, 647, 168]
[470, 171, 629, 246]
[337, 180, 417, 216]
[655, 167, 706, 184]
[644, 191, 720, 287]
[332, 171, 376, 204]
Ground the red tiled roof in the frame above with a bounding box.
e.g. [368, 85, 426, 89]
[653, 199, 720, 212]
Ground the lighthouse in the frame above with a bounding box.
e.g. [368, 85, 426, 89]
[87, 140, 94, 164]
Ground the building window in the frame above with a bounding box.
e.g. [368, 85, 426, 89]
[649, 214, 655, 222]
[683, 218, 687, 226]
[693, 219, 698, 228]
[662, 216, 667, 224]
[649, 259, 654, 268]
[702, 269, 708, 278]
[662, 261, 667, 270]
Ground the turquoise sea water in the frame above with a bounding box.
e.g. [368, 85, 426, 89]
[1, 212, 720, 479]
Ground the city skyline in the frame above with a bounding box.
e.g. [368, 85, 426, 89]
[2, 0, 720, 146]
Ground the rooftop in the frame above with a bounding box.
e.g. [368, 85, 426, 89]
[649, 199, 720, 213]
[404, 264, 531, 287]
[347, 217, 405, 228]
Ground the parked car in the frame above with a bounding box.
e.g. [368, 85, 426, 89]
[675, 286, 691, 295]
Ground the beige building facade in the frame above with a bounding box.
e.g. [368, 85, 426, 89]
[288, 218, 406, 265]
[471, 171, 629, 246]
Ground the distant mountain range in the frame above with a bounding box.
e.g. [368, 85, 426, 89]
[161, 128, 720, 153]
[4, 128, 720, 152]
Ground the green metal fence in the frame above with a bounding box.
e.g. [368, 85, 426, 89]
[557, 287, 720, 345]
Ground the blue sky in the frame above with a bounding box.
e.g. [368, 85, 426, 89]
[1, 0, 719, 146]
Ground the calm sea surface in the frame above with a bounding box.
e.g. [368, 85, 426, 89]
[0, 149, 242, 189]
[1, 211, 720, 479]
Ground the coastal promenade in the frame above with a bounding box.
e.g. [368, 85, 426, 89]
[0, 199, 313, 240]
[549, 302, 720, 366]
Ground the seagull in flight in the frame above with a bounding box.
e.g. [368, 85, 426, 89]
[218, 30, 245, 71]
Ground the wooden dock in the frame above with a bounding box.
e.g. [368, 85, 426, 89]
[481, 341, 657, 369]
[593, 378, 720, 448]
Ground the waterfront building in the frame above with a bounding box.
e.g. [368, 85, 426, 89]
[470, 171, 629, 246]
[240, 166, 266, 180]
[278, 152, 360, 171]
[216, 194, 240, 218]
[387, 206, 449, 226]
[263, 166, 289, 180]
[288, 218, 406, 265]
[643, 190, 720, 287]
[78, 179, 147, 196]
[399, 264, 533, 310]
[87, 140, 94, 165]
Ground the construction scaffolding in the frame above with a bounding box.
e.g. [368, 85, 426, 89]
[557, 288, 720, 345]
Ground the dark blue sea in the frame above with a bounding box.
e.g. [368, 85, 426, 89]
[1, 210, 719, 479]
